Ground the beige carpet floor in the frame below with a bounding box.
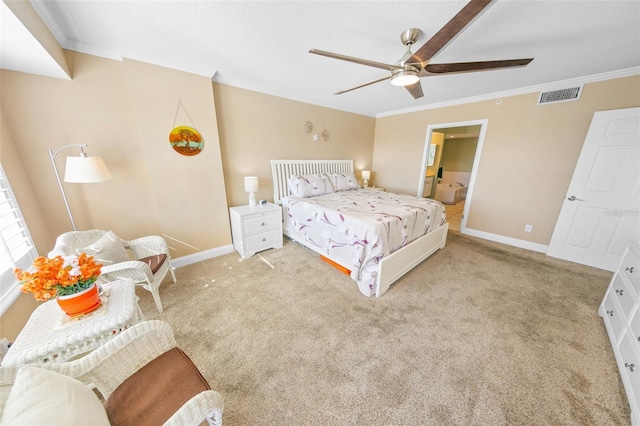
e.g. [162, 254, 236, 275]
[137, 231, 630, 425]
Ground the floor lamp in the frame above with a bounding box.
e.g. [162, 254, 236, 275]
[48, 144, 112, 231]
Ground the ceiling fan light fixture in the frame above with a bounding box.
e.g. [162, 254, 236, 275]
[390, 70, 420, 87]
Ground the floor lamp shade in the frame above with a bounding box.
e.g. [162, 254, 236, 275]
[49, 144, 112, 231]
[64, 157, 112, 183]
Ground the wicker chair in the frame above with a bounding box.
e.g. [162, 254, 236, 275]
[49, 229, 177, 313]
[0, 321, 223, 425]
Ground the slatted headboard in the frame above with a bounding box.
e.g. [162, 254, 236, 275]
[271, 159, 354, 204]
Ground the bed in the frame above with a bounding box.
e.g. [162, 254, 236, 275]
[271, 159, 449, 297]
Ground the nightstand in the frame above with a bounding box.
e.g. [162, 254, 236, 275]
[362, 186, 385, 191]
[229, 203, 283, 259]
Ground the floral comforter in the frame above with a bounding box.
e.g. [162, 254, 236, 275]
[282, 189, 446, 296]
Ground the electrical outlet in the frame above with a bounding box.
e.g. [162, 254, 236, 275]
[525, 224, 533, 232]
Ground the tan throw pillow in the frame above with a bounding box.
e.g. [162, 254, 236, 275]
[79, 230, 129, 265]
[0, 366, 110, 425]
[105, 347, 210, 426]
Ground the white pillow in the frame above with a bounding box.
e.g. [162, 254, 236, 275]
[1, 366, 110, 425]
[79, 230, 129, 265]
[288, 173, 335, 198]
[330, 172, 360, 191]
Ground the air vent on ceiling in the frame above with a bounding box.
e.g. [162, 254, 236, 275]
[537, 85, 583, 105]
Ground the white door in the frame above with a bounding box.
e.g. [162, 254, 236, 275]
[547, 107, 640, 271]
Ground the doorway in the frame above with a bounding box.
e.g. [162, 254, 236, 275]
[418, 120, 488, 233]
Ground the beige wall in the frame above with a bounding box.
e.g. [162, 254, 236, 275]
[124, 59, 231, 253]
[1, 52, 231, 253]
[0, 52, 232, 336]
[213, 83, 376, 207]
[373, 75, 640, 245]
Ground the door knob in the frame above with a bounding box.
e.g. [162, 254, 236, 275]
[567, 195, 585, 201]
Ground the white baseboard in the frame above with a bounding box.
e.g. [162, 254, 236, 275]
[461, 228, 548, 254]
[171, 244, 235, 268]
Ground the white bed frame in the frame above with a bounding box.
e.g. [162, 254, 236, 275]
[271, 159, 449, 297]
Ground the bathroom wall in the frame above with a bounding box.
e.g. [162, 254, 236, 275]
[440, 137, 478, 173]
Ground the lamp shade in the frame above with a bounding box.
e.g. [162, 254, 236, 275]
[244, 176, 259, 192]
[64, 156, 112, 183]
[361, 170, 371, 180]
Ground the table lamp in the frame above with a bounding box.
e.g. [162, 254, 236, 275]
[244, 176, 259, 206]
[362, 170, 371, 188]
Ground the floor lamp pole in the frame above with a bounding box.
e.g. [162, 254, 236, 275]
[48, 144, 87, 231]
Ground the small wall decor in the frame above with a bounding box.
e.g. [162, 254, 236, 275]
[170, 99, 204, 156]
[321, 130, 330, 141]
[169, 125, 203, 156]
[304, 121, 313, 133]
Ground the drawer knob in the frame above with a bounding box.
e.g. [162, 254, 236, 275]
[261, 222, 266, 226]
[625, 362, 635, 372]
[625, 266, 635, 273]
[606, 310, 614, 317]
[615, 289, 624, 296]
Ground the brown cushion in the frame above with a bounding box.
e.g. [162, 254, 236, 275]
[138, 254, 167, 274]
[104, 347, 210, 426]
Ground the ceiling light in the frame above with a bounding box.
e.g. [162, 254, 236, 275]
[390, 70, 420, 87]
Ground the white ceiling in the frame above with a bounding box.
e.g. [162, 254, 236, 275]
[4, 0, 640, 117]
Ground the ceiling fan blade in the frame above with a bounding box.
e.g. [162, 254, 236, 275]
[334, 76, 392, 95]
[423, 58, 533, 74]
[404, 82, 424, 99]
[409, 0, 494, 65]
[310, 49, 398, 71]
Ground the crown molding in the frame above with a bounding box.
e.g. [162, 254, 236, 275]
[211, 74, 377, 117]
[377, 67, 640, 118]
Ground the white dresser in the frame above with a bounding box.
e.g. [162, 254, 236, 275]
[229, 202, 283, 259]
[599, 243, 640, 425]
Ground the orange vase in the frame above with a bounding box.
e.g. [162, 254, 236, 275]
[56, 284, 101, 316]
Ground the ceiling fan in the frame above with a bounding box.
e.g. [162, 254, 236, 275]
[309, 0, 533, 99]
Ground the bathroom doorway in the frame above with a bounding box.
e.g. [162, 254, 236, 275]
[417, 120, 488, 233]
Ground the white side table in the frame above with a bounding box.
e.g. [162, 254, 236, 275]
[229, 202, 283, 259]
[1, 279, 144, 366]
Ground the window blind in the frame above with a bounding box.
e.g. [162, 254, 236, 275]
[0, 164, 37, 315]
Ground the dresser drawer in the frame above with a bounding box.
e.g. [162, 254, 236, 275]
[618, 330, 640, 415]
[631, 309, 640, 346]
[602, 289, 626, 343]
[245, 229, 282, 251]
[621, 247, 640, 295]
[610, 273, 637, 323]
[244, 212, 281, 235]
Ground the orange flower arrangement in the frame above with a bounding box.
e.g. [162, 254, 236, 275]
[14, 253, 102, 301]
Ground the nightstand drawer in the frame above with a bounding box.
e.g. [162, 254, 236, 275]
[246, 229, 282, 251]
[244, 213, 280, 235]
